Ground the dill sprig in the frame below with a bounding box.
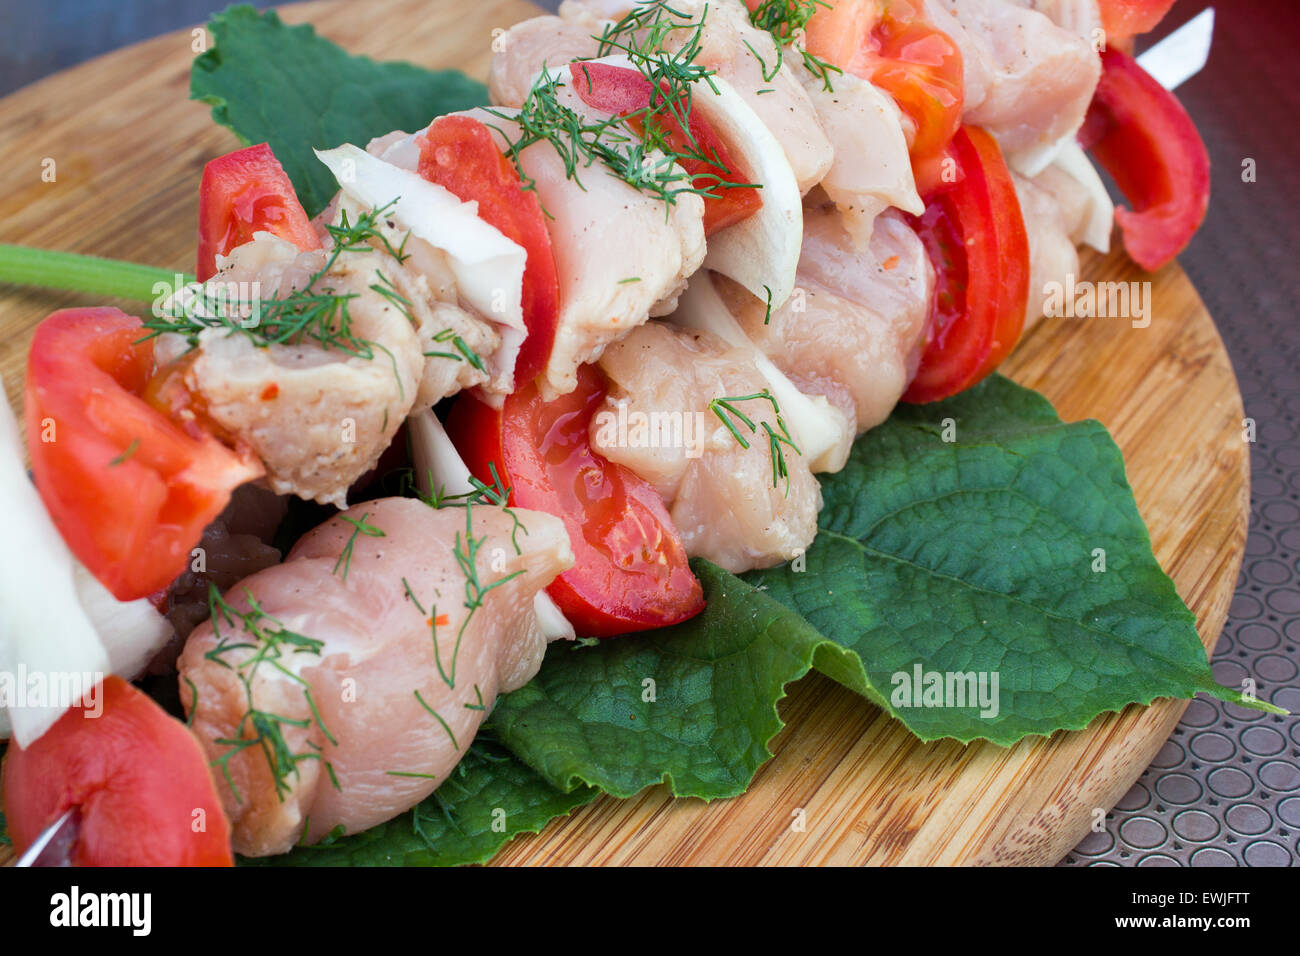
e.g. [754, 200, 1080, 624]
[746, 0, 843, 92]
[414, 689, 459, 752]
[487, 1, 755, 213]
[419, 462, 527, 556]
[439, 499, 526, 689]
[423, 326, 486, 372]
[397, 477, 529, 719]
[332, 511, 385, 582]
[709, 388, 802, 493]
[143, 200, 412, 367]
[400, 468, 530, 697]
[487, 69, 702, 210]
[588, 1, 761, 197]
[592, 1, 717, 154]
[202, 583, 339, 804]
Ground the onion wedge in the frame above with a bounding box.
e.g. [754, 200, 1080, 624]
[0, 380, 109, 744]
[315, 144, 528, 333]
[1051, 140, 1115, 254]
[0, 381, 174, 745]
[689, 72, 803, 310]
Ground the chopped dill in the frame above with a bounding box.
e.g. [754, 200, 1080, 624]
[107, 437, 140, 467]
[746, 0, 843, 92]
[414, 689, 459, 752]
[438, 499, 526, 689]
[709, 388, 802, 493]
[332, 511, 385, 583]
[486, 1, 758, 215]
[142, 200, 413, 373]
[202, 583, 338, 804]
[422, 327, 487, 372]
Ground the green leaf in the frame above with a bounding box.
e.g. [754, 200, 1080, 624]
[746, 374, 1281, 745]
[491, 560, 872, 800]
[489, 376, 1275, 801]
[191, 4, 489, 217]
[247, 737, 597, 867]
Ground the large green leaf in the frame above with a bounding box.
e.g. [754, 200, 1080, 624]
[745, 375, 1277, 745]
[456, 377, 1274, 801]
[492, 560, 872, 800]
[246, 737, 597, 867]
[191, 4, 489, 216]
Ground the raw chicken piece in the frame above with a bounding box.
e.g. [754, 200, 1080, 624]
[728, 201, 934, 434]
[156, 228, 425, 508]
[393, 234, 503, 406]
[799, 70, 923, 246]
[179, 497, 574, 857]
[491, 0, 834, 194]
[592, 321, 821, 572]
[460, 97, 706, 400]
[488, 8, 602, 109]
[1015, 0, 1103, 41]
[925, 0, 1100, 173]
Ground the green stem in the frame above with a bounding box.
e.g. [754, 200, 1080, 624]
[0, 244, 191, 303]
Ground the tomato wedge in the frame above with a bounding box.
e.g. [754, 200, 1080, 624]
[568, 61, 762, 234]
[903, 126, 1029, 403]
[1098, 0, 1177, 40]
[197, 143, 320, 282]
[803, 0, 964, 196]
[417, 115, 560, 387]
[2, 676, 234, 866]
[446, 364, 705, 637]
[1077, 47, 1210, 272]
[25, 308, 263, 600]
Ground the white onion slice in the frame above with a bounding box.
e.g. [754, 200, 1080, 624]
[1051, 140, 1115, 253]
[316, 144, 528, 333]
[0, 380, 110, 744]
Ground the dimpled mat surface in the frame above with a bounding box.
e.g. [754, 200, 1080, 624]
[1062, 0, 1300, 867]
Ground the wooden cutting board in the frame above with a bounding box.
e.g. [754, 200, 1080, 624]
[0, 0, 1246, 866]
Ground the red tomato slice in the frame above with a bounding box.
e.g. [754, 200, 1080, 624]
[1077, 47, 1210, 272]
[25, 308, 263, 600]
[2, 676, 234, 866]
[1098, 0, 1177, 39]
[568, 61, 762, 234]
[417, 115, 561, 388]
[446, 364, 705, 637]
[903, 126, 1029, 403]
[197, 143, 320, 282]
[804, 0, 964, 196]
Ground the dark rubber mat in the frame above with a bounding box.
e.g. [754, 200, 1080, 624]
[1062, 0, 1300, 867]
